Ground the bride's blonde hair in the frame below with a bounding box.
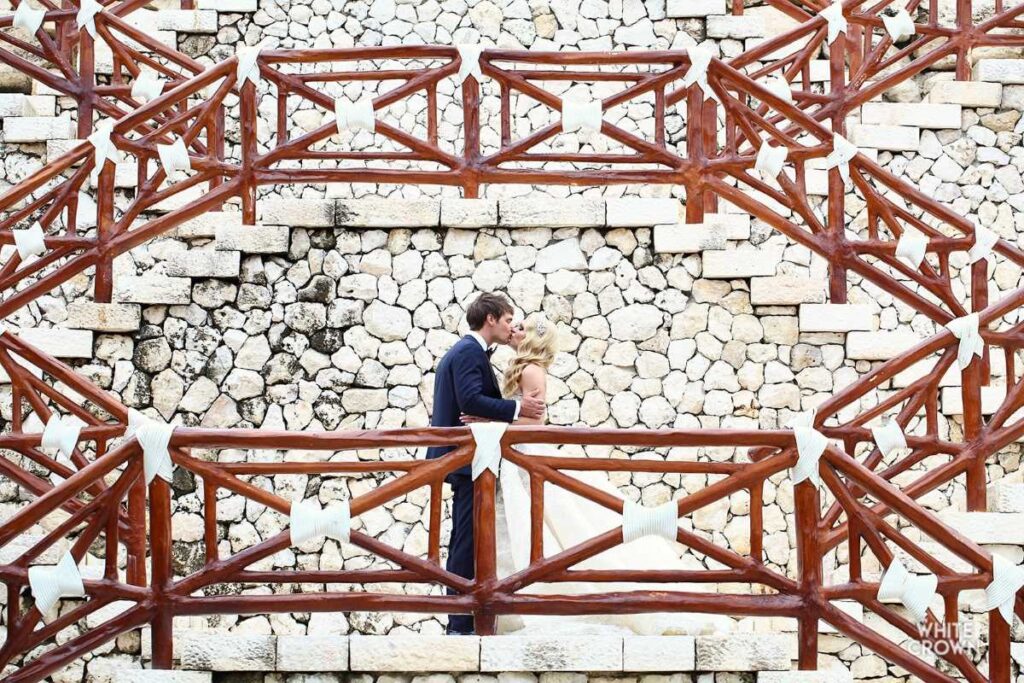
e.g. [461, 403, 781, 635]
[502, 314, 558, 398]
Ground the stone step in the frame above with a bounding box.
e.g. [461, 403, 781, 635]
[117, 672, 211, 683]
[156, 632, 803, 674]
[860, 102, 962, 129]
[938, 511, 1024, 545]
[2, 115, 75, 143]
[653, 213, 751, 254]
[214, 224, 289, 254]
[987, 482, 1024, 513]
[702, 245, 782, 279]
[750, 275, 825, 305]
[976, 58, 1024, 84]
[928, 80, 1003, 107]
[17, 327, 93, 358]
[849, 123, 920, 152]
[113, 275, 192, 305]
[162, 249, 241, 278]
[172, 211, 241, 239]
[0, 93, 55, 117]
[0, 63, 32, 93]
[65, 302, 142, 333]
[798, 304, 874, 333]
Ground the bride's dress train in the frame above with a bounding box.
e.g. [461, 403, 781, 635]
[494, 442, 736, 636]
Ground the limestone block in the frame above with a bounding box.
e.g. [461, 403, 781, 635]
[667, 0, 726, 17]
[499, 199, 605, 228]
[988, 483, 1024, 513]
[849, 124, 919, 152]
[18, 328, 93, 358]
[703, 247, 780, 279]
[197, 0, 256, 9]
[276, 635, 348, 671]
[113, 673, 212, 683]
[606, 198, 681, 227]
[703, 213, 751, 240]
[336, 199, 440, 228]
[173, 211, 242, 239]
[480, 636, 622, 672]
[976, 59, 1024, 84]
[939, 384, 1004, 415]
[938, 511, 1024, 545]
[860, 102, 961, 129]
[215, 225, 289, 253]
[114, 275, 192, 305]
[846, 330, 920, 360]
[151, 183, 205, 213]
[3, 116, 74, 142]
[154, 9, 218, 32]
[164, 250, 241, 278]
[179, 634, 276, 671]
[441, 198, 498, 227]
[260, 198, 333, 227]
[622, 636, 696, 671]
[0, 63, 32, 93]
[929, 81, 1002, 107]
[750, 277, 825, 305]
[759, 673, 853, 683]
[695, 634, 790, 671]
[349, 635, 479, 671]
[65, 302, 141, 333]
[653, 224, 725, 253]
[798, 304, 874, 333]
[706, 15, 766, 38]
[0, 94, 54, 116]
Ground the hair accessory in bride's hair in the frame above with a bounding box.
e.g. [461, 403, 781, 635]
[534, 317, 549, 336]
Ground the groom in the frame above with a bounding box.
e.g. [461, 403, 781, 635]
[426, 292, 545, 634]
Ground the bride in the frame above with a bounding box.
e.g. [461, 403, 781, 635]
[464, 314, 735, 636]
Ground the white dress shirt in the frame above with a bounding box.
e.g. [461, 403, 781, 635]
[468, 332, 520, 420]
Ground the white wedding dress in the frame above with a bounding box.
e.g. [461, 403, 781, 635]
[493, 395, 736, 636]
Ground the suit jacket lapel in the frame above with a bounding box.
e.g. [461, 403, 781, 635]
[464, 335, 500, 397]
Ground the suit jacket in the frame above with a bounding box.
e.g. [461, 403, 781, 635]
[426, 335, 517, 479]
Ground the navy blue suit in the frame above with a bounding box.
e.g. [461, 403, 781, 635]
[427, 335, 517, 633]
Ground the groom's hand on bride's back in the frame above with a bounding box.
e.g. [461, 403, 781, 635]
[519, 389, 545, 420]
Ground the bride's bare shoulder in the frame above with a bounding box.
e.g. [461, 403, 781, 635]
[520, 363, 547, 381]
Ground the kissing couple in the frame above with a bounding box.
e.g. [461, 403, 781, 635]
[427, 292, 734, 637]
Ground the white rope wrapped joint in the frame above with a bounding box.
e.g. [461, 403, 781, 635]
[335, 97, 376, 135]
[28, 551, 85, 620]
[470, 422, 507, 480]
[871, 419, 908, 457]
[681, 45, 720, 103]
[290, 498, 351, 546]
[12, 221, 46, 263]
[788, 410, 829, 488]
[561, 97, 603, 135]
[945, 312, 984, 370]
[157, 136, 192, 181]
[126, 409, 175, 485]
[882, 8, 916, 43]
[87, 119, 124, 182]
[877, 557, 938, 624]
[819, 2, 848, 44]
[985, 554, 1024, 625]
[967, 225, 998, 264]
[236, 45, 262, 88]
[895, 229, 929, 269]
[455, 44, 484, 86]
[755, 142, 788, 180]
[131, 68, 165, 103]
[13, 1, 46, 35]
[76, 0, 103, 38]
[622, 499, 679, 544]
[824, 134, 858, 184]
[41, 413, 86, 459]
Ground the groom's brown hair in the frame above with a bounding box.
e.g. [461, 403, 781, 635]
[466, 292, 513, 330]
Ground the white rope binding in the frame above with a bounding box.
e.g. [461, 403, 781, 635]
[131, 68, 165, 103]
[877, 557, 938, 624]
[824, 134, 858, 184]
[882, 8, 916, 43]
[819, 2, 848, 44]
[128, 411, 175, 484]
[755, 143, 788, 180]
[12, 222, 46, 262]
[895, 229, 929, 269]
[13, 1, 45, 35]
[470, 422, 507, 480]
[788, 411, 829, 488]
[622, 499, 678, 544]
[967, 225, 998, 264]
[681, 45, 719, 103]
[986, 554, 1024, 625]
[290, 498, 351, 546]
[41, 414, 86, 459]
[236, 44, 262, 88]
[761, 75, 794, 105]
[87, 119, 123, 182]
[871, 419, 907, 457]
[455, 44, 484, 85]
[945, 312, 984, 370]
[157, 136, 191, 181]
[76, 0, 102, 38]
[28, 551, 85, 620]
[561, 97, 603, 135]
[335, 97, 375, 134]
